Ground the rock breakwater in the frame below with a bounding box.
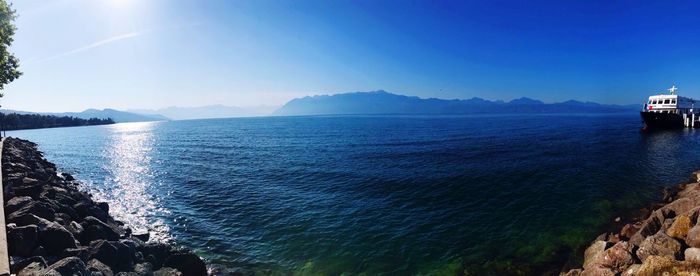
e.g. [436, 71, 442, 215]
[562, 171, 700, 276]
[3, 137, 207, 275]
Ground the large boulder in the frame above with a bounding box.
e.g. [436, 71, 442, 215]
[580, 265, 615, 276]
[687, 225, 700, 247]
[621, 264, 640, 276]
[5, 196, 32, 214]
[636, 232, 682, 262]
[12, 177, 45, 198]
[9, 214, 52, 229]
[630, 210, 665, 246]
[87, 240, 119, 270]
[620, 223, 640, 240]
[140, 243, 173, 269]
[153, 267, 183, 276]
[11, 256, 47, 275]
[17, 261, 53, 276]
[583, 241, 608, 269]
[162, 252, 207, 276]
[7, 200, 55, 222]
[685, 247, 700, 262]
[87, 259, 113, 276]
[666, 215, 692, 239]
[80, 216, 121, 243]
[8, 224, 38, 257]
[636, 255, 700, 275]
[134, 262, 153, 275]
[38, 223, 78, 254]
[46, 257, 89, 276]
[596, 241, 635, 273]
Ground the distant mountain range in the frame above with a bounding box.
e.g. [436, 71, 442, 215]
[129, 105, 279, 121]
[0, 108, 167, 123]
[0, 91, 641, 123]
[273, 91, 640, 116]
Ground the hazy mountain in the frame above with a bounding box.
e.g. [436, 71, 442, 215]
[273, 91, 640, 116]
[0, 108, 168, 123]
[130, 105, 279, 120]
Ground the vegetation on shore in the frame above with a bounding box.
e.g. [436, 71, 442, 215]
[0, 113, 114, 131]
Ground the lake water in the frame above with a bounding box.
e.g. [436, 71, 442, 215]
[8, 113, 700, 275]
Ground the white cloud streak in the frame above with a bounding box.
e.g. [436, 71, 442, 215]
[32, 31, 145, 64]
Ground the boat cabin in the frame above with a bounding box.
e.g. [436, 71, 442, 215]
[646, 94, 697, 114]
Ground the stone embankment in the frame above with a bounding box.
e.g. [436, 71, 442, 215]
[3, 137, 207, 276]
[562, 171, 700, 276]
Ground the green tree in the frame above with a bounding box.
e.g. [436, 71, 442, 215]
[0, 0, 20, 96]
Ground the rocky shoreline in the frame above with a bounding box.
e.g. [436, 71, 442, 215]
[562, 171, 700, 275]
[3, 137, 207, 275]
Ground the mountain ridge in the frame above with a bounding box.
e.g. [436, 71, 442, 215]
[0, 108, 168, 123]
[274, 90, 640, 116]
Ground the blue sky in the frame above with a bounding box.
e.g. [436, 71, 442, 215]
[4, 0, 700, 112]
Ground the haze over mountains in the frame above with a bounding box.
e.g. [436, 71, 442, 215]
[130, 105, 278, 121]
[273, 91, 639, 116]
[0, 108, 167, 123]
[0, 91, 639, 123]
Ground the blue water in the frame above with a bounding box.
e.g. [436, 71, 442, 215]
[8, 114, 700, 274]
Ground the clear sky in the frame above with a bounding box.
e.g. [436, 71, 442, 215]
[4, 0, 700, 112]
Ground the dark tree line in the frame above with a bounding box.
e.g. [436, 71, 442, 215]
[0, 113, 114, 131]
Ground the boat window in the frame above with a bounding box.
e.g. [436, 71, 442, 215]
[664, 99, 671, 104]
[652, 100, 657, 104]
[649, 100, 653, 104]
[671, 99, 677, 104]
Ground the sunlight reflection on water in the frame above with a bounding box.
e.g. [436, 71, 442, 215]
[90, 122, 171, 243]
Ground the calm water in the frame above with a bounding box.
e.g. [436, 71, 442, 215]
[8, 114, 700, 274]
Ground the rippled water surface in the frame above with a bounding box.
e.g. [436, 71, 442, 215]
[9, 114, 700, 274]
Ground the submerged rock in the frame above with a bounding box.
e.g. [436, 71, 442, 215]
[162, 252, 207, 276]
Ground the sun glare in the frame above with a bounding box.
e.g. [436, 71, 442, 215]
[105, 0, 135, 9]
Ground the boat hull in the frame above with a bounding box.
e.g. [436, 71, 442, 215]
[640, 111, 684, 129]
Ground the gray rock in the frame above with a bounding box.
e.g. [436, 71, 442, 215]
[63, 246, 91, 261]
[621, 264, 641, 276]
[81, 216, 121, 243]
[8, 224, 38, 257]
[16, 261, 47, 276]
[134, 262, 153, 275]
[87, 259, 113, 276]
[636, 232, 682, 262]
[686, 225, 700, 247]
[153, 267, 182, 276]
[9, 213, 52, 229]
[630, 210, 665, 246]
[6, 196, 32, 214]
[583, 240, 608, 269]
[47, 257, 89, 276]
[685, 247, 700, 261]
[8, 200, 56, 222]
[596, 241, 635, 273]
[39, 222, 78, 254]
[88, 240, 119, 269]
[68, 220, 85, 239]
[11, 256, 47, 275]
